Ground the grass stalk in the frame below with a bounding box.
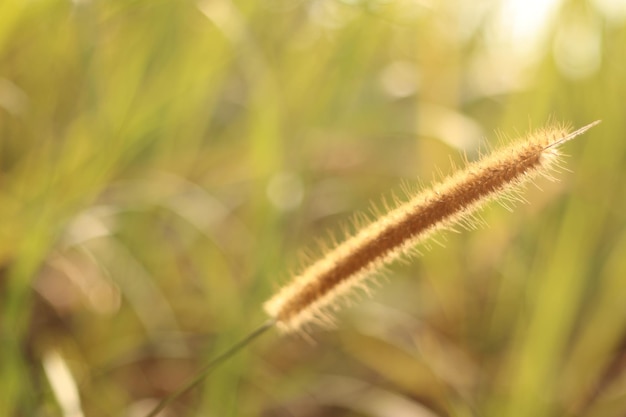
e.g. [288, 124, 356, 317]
[145, 121, 599, 416]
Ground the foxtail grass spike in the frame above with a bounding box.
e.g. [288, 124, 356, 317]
[264, 121, 601, 333]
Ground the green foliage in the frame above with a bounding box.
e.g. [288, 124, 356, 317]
[0, 0, 624, 416]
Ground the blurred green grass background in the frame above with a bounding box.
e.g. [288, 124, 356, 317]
[1, 0, 625, 416]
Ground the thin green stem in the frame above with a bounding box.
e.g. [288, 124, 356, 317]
[144, 319, 275, 417]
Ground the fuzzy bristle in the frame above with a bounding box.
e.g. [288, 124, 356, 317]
[264, 121, 600, 333]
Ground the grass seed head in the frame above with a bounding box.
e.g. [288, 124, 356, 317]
[264, 121, 600, 333]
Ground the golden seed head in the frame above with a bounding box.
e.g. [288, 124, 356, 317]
[265, 121, 600, 333]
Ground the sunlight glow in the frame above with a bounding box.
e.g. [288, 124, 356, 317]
[494, 0, 563, 62]
[468, 0, 565, 97]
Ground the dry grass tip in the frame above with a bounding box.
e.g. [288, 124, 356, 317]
[264, 121, 601, 333]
